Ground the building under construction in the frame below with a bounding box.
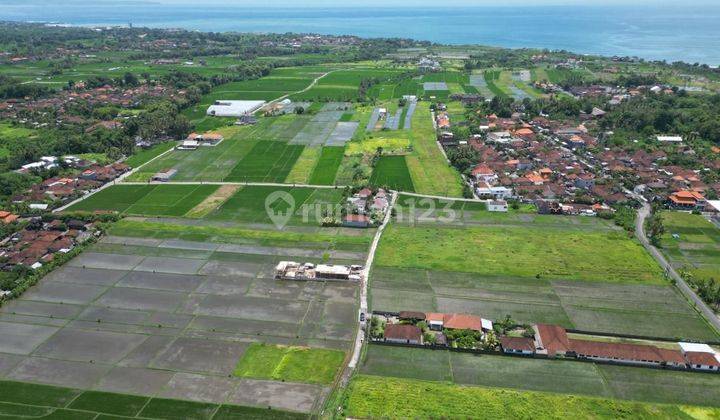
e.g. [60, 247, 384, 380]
[274, 261, 362, 282]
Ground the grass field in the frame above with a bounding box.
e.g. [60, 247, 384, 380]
[234, 343, 344, 385]
[67, 184, 218, 216]
[291, 67, 405, 101]
[343, 374, 720, 419]
[126, 125, 261, 182]
[0, 380, 307, 419]
[206, 186, 345, 226]
[376, 223, 664, 284]
[405, 102, 463, 197]
[369, 155, 415, 191]
[308, 146, 344, 185]
[660, 212, 720, 285]
[124, 142, 176, 168]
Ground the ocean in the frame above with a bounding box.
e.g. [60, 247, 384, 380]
[2, 2, 719, 65]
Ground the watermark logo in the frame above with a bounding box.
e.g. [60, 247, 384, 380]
[265, 190, 295, 229]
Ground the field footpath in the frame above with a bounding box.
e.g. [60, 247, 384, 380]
[635, 200, 720, 333]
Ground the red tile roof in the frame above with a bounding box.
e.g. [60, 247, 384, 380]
[443, 314, 483, 331]
[500, 336, 535, 352]
[384, 324, 422, 342]
[570, 339, 685, 364]
[535, 324, 570, 355]
[685, 352, 720, 367]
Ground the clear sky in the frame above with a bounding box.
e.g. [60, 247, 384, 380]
[115, 0, 716, 6]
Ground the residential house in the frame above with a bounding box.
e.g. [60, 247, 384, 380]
[471, 164, 498, 184]
[342, 214, 370, 228]
[668, 190, 706, 210]
[570, 339, 686, 367]
[500, 336, 536, 355]
[384, 324, 423, 345]
[679, 343, 720, 371]
[476, 182, 513, 200]
[533, 324, 570, 357]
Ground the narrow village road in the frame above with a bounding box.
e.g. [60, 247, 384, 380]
[120, 180, 350, 188]
[635, 201, 720, 332]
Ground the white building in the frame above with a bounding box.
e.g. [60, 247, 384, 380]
[488, 200, 509, 212]
[679, 342, 720, 371]
[476, 182, 513, 200]
[657, 135, 683, 143]
[206, 100, 266, 117]
[487, 131, 516, 144]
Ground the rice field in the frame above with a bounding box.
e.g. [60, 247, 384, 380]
[344, 374, 720, 419]
[0, 380, 308, 420]
[308, 147, 344, 185]
[369, 155, 415, 192]
[225, 141, 305, 182]
[660, 212, 720, 285]
[67, 184, 218, 216]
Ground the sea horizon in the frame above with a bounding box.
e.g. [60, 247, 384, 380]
[2, 3, 720, 65]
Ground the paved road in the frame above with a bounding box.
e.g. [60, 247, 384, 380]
[635, 202, 720, 333]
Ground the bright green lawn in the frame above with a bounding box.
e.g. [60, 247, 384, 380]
[344, 375, 720, 419]
[124, 142, 176, 168]
[234, 343, 345, 385]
